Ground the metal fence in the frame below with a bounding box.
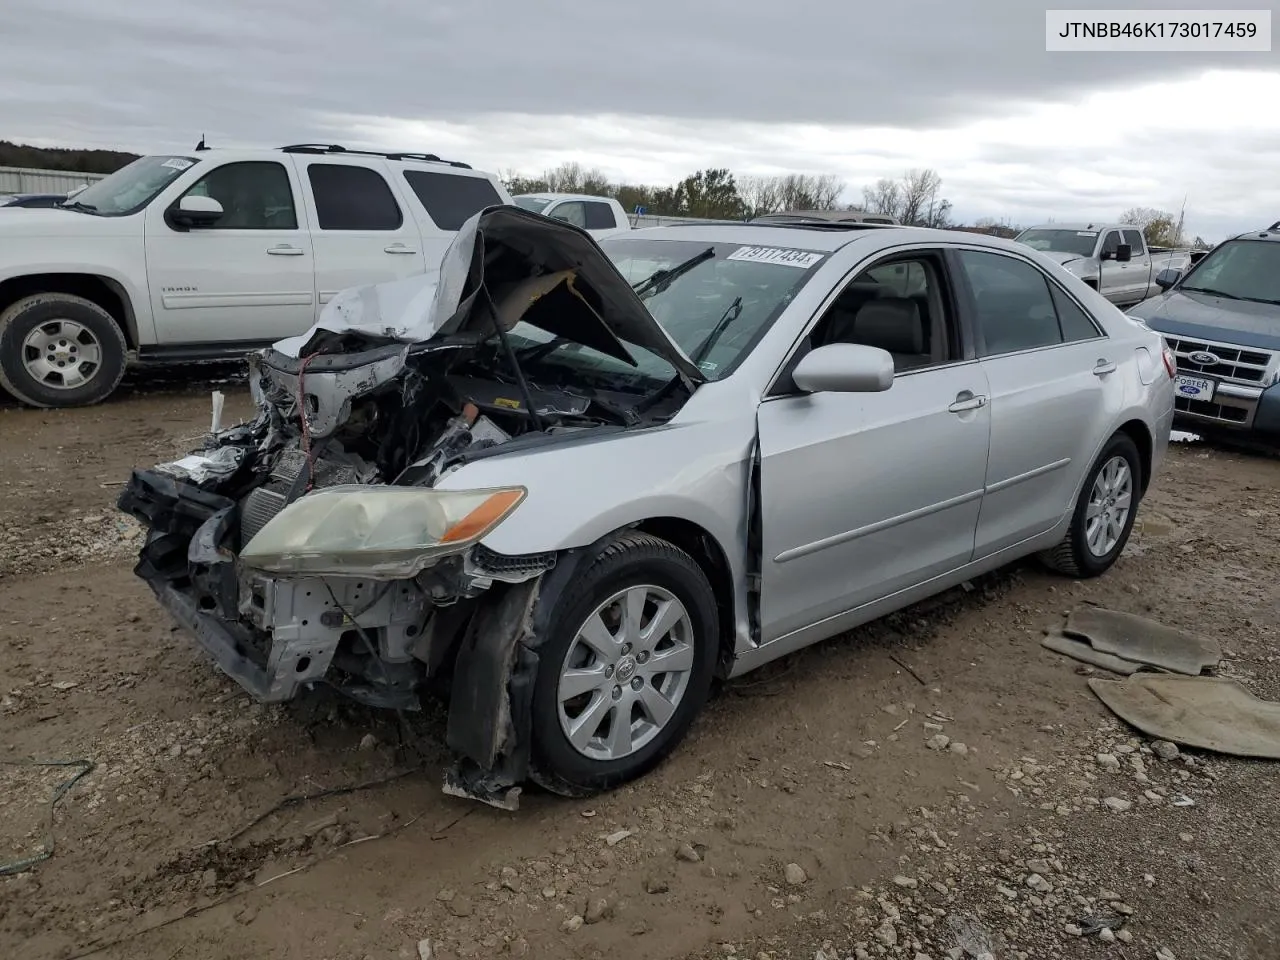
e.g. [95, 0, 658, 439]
[0, 166, 106, 196]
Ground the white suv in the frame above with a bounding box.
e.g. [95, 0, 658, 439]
[0, 144, 513, 408]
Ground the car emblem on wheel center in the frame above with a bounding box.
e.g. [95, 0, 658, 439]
[1188, 350, 1220, 366]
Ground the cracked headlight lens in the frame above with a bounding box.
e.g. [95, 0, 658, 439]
[240, 484, 526, 578]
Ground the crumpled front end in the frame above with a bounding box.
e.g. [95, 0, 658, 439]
[117, 208, 700, 808]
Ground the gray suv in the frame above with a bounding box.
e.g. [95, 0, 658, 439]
[1128, 223, 1280, 440]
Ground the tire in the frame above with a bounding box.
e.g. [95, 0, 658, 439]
[0, 293, 128, 408]
[529, 531, 719, 796]
[1040, 432, 1143, 578]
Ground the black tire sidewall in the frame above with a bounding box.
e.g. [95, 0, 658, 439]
[530, 538, 719, 793]
[0, 296, 127, 407]
[1069, 433, 1143, 576]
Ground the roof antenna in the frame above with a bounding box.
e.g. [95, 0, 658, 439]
[195, 133, 208, 151]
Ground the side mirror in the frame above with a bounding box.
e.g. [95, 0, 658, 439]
[167, 194, 223, 230]
[1155, 268, 1182, 290]
[1115, 243, 1132, 263]
[792, 343, 895, 394]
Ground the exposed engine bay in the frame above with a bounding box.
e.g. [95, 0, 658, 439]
[116, 206, 705, 808]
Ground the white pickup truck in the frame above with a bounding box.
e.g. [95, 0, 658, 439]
[0, 144, 513, 408]
[510, 193, 631, 240]
[1015, 223, 1192, 308]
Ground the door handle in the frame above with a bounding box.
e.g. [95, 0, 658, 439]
[384, 244, 419, 255]
[947, 393, 988, 413]
[1093, 359, 1117, 376]
[267, 245, 304, 256]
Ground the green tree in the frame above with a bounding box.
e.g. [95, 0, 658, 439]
[668, 168, 746, 219]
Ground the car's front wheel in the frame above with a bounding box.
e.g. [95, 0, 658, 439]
[0, 293, 128, 407]
[529, 531, 719, 796]
[1040, 431, 1143, 578]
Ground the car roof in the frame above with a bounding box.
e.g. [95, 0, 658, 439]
[620, 221, 1027, 254]
[1231, 223, 1280, 241]
[1023, 223, 1126, 232]
[515, 192, 614, 203]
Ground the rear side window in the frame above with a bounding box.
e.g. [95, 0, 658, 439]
[958, 250, 1077, 355]
[403, 171, 502, 230]
[307, 164, 402, 231]
[583, 201, 617, 230]
[1122, 229, 1145, 252]
[1049, 284, 1103, 342]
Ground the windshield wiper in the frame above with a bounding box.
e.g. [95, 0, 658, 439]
[514, 336, 571, 363]
[632, 247, 716, 300]
[689, 297, 743, 365]
[58, 200, 99, 214]
[1180, 286, 1242, 301]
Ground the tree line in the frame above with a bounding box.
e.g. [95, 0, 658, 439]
[0, 140, 140, 175]
[503, 162, 961, 228]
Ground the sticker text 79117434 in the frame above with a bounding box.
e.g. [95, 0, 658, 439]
[725, 246, 824, 269]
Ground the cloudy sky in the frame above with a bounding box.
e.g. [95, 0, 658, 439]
[4, 0, 1277, 240]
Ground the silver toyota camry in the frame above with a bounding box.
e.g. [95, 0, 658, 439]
[119, 206, 1176, 807]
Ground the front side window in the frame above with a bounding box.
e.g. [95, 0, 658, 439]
[513, 196, 552, 214]
[404, 171, 502, 230]
[810, 254, 954, 372]
[547, 201, 586, 228]
[1179, 239, 1280, 305]
[181, 161, 297, 230]
[62, 155, 198, 217]
[1100, 230, 1122, 259]
[307, 163, 402, 231]
[958, 249, 1094, 356]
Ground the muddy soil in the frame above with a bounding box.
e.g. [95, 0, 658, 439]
[2, 379, 1278, 960]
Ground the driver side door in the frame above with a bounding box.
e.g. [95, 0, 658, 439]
[755, 249, 992, 645]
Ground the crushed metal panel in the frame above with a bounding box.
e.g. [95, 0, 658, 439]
[1064, 607, 1219, 676]
[1089, 675, 1280, 759]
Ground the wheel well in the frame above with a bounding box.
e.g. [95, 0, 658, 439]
[632, 517, 737, 673]
[1117, 419, 1154, 494]
[0, 274, 136, 348]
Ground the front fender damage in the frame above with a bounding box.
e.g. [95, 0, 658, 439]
[440, 537, 607, 810]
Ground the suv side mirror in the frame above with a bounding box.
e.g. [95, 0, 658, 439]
[167, 194, 224, 230]
[1115, 243, 1132, 263]
[792, 343, 895, 394]
[1155, 268, 1182, 290]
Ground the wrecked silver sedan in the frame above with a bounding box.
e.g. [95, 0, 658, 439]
[119, 207, 1174, 807]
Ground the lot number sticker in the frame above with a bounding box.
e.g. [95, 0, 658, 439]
[727, 246, 824, 268]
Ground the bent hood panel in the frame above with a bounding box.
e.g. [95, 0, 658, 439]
[272, 206, 706, 383]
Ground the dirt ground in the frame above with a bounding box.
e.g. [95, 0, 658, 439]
[2, 374, 1278, 960]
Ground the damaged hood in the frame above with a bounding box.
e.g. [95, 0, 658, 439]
[273, 206, 706, 384]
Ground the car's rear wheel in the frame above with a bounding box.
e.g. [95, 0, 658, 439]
[529, 531, 718, 796]
[1040, 432, 1142, 578]
[0, 293, 128, 408]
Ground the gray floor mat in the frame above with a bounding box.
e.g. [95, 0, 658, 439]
[1089, 675, 1280, 759]
[1065, 607, 1219, 676]
[1041, 631, 1142, 675]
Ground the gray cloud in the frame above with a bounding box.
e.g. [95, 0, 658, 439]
[2, 0, 1273, 150]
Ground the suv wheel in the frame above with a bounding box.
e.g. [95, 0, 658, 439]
[0, 294, 128, 408]
[529, 532, 719, 796]
[1040, 432, 1143, 578]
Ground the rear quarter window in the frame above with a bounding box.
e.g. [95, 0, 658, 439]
[403, 171, 504, 231]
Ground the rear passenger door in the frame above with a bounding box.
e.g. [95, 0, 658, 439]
[952, 248, 1121, 559]
[291, 158, 426, 313]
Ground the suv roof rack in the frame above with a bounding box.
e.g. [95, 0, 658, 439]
[278, 143, 472, 169]
[743, 218, 902, 231]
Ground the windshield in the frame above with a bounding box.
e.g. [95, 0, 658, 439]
[1016, 228, 1099, 258]
[1179, 239, 1280, 305]
[62, 155, 198, 216]
[513, 196, 552, 214]
[497, 237, 828, 390]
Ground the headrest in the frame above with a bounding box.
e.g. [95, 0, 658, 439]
[852, 297, 925, 355]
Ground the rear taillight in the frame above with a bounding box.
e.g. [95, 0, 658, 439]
[1161, 341, 1177, 378]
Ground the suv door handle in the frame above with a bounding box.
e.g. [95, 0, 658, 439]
[1093, 359, 1117, 376]
[947, 392, 988, 413]
[384, 243, 418, 255]
[267, 245, 305, 256]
